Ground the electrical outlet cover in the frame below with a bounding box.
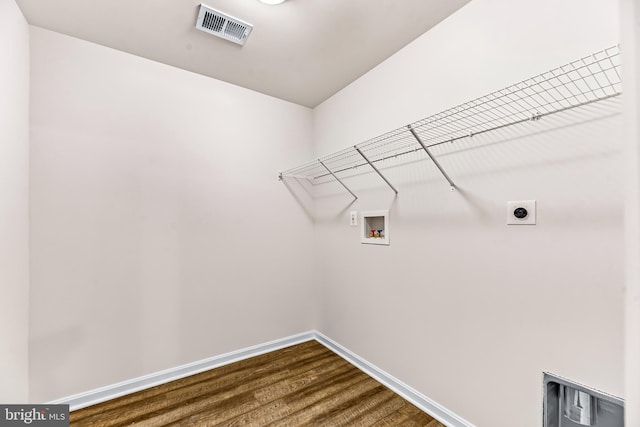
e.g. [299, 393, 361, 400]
[507, 200, 536, 225]
[349, 211, 358, 226]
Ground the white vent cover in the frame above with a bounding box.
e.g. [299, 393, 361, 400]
[196, 4, 253, 46]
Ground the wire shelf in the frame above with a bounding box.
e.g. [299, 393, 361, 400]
[280, 46, 622, 197]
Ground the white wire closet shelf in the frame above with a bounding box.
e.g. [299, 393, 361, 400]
[279, 46, 622, 198]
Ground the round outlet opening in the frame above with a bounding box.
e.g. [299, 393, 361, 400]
[514, 207, 528, 219]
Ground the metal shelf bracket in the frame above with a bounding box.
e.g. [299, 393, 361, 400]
[354, 146, 398, 195]
[408, 125, 456, 191]
[318, 159, 358, 200]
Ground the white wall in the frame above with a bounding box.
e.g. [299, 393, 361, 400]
[312, 1, 623, 426]
[0, 0, 30, 403]
[29, 27, 315, 402]
[22, 2, 631, 423]
[622, 0, 640, 425]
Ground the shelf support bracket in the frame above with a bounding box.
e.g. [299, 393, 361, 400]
[354, 146, 398, 195]
[318, 160, 358, 200]
[408, 125, 456, 190]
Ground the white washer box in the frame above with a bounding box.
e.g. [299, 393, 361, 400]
[361, 210, 389, 245]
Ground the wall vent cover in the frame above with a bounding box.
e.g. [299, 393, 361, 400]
[195, 4, 253, 46]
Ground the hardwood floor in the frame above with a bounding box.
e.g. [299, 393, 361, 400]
[70, 340, 445, 426]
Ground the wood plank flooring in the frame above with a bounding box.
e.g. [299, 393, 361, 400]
[70, 340, 444, 426]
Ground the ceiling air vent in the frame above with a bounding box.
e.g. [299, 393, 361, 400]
[196, 4, 253, 46]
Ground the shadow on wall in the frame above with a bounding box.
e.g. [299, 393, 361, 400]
[280, 96, 622, 225]
[280, 176, 316, 222]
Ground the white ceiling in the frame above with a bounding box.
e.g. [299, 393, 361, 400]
[15, 0, 470, 108]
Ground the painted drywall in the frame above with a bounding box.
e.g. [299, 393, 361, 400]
[311, 1, 623, 426]
[622, 0, 640, 425]
[0, 0, 30, 403]
[29, 27, 315, 402]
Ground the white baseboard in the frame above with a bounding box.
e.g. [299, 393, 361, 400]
[48, 330, 474, 427]
[313, 331, 476, 427]
[48, 331, 316, 411]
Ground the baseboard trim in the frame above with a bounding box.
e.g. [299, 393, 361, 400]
[313, 331, 476, 427]
[48, 330, 474, 426]
[47, 331, 316, 411]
